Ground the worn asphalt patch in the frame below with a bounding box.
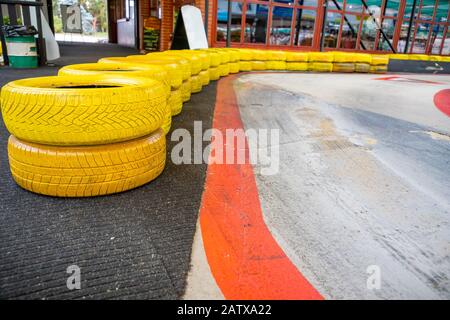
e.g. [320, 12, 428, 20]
[0, 44, 216, 299]
[235, 74, 450, 299]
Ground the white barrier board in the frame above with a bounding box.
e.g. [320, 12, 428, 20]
[181, 5, 208, 49]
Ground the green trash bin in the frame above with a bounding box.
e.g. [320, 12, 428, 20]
[5, 36, 38, 68]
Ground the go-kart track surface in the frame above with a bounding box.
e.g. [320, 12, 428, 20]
[219, 73, 450, 299]
[1, 46, 449, 299]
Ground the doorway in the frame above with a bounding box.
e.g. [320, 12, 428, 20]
[107, 0, 139, 48]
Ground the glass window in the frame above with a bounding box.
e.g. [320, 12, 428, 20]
[150, 0, 160, 18]
[376, 17, 396, 51]
[403, 0, 420, 20]
[274, 0, 294, 4]
[216, 0, 228, 42]
[294, 9, 316, 46]
[324, 11, 342, 48]
[230, 2, 243, 42]
[364, 0, 382, 7]
[397, 17, 415, 53]
[418, 1, 435, 22]
[340, 14, 359, 49]
[244, 3, 269, 44]
[443, 27, 450, 55]
[430, 25, 445, 54]
[125, 0, 135, 19]
[297, 0, 318, 6]
[328, 0, 344, 11]
[363, 0, 383, 19]
[384, 0, 400, 17]
[345, 1, 363, 13]
[216, 0, 243, 42]
[270, 6, 293, 45]
[412, 21, 430, 53]
[360, 15, 378, 50]
[435, 0, 449, 23]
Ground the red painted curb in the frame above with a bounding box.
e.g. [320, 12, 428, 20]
[199, 75, 323, 300]
[434, 89, 450, 118]
[375, 75, 444, 84]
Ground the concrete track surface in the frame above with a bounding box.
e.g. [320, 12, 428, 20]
[232, 73, 450, 299]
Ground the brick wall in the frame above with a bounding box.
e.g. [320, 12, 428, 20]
[160, 0, 174, 50]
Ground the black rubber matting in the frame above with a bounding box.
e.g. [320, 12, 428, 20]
[0, 43, 216, 299]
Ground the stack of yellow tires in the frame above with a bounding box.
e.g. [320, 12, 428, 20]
[58, 62, 173, 134]
[238, 49, 254, 72]
[308, 52, 334, 72]
[332, 52, 356, 72]
[354, 53, 372, 73]
[1, 75, 167, 197]
[370, 55, 390, 73]
[98, 55, 186, 118]
[286, 52, 309, 71]
[1, 47, 408, 198]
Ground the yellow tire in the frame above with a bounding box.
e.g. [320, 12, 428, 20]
[268, 50, 287, 61]
[1, 75, 167, 146]
[200, 50, 221, 67]
[213, 49, 231, 63]
[369, 65, 388, 74]
[128, 54, 190, 84]
[285, 51, 308, 62]
[97, 57, 129, 64]
[286, 62, 308, 71]
[239, 61, 252, 71]
[308, 52, 334, 63]
[144, 53, 191, 80]
[332, 62, 355, 73]
[219, 63, 230, 77]
[238, 49, 254, 61]
[353, 53, 372, 64]
[223, 49, 240, 62]
[199, 70, 210, 86]
[165, 51, 202, 75]
[253, 50, 270, 61]
[429, 55, 443, 62]
[388, 53, 409, 60]
[266, 61, 286, 70]
[408, 54, 430, 61]
[308, 62, 333, 72]
[169, 88, 183, 116]
[355, 63, 370, 73]
[58, 62, 171, 99]
[332, 51, 355, 63]
[181, 78, 192, 102]
[98, 56, 183, 89]
[209, 66, 221, 80]
[161, 100, 172, 134]
[251, 61, 266, 70]
[8, 130, 166, 197]
[229, 62, 240, 74]
[182, 50, 211, 70]
[371, 55, 389, 65]
[191, 75, 202, 93]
